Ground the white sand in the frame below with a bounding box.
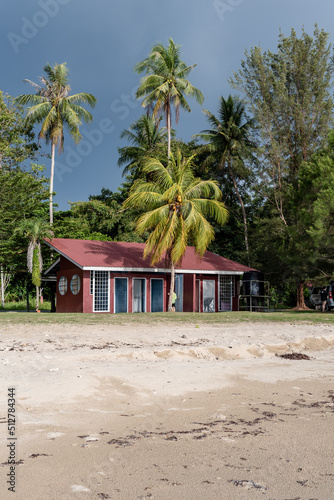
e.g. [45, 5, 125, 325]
[1, 321, 334, 499]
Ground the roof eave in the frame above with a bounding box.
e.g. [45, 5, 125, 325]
[43, 239, 83, 269]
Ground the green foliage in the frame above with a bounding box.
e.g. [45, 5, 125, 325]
[118, 115, 168, 178]
[230, 26, 334, 177]
[32, 248, 41, 287]
[0, 91, 38, 169]
[14, 62, 97, 224]
[0, 167, 49, 278]
[196, 95, 257, 263]
[15, 218, 53, 308]
[14, 63, 97, 150]
[230, 26, 334, 305]
[123, 149, 228, 265]
[54, 196, 147, 243]
[0, 92, 50, 307]
[0, 299, 51, 311]
[135, 38, 204, 155]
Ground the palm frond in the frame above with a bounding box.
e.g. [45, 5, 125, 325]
[67, 93, 97, 108]
[123, 148, 228, 268]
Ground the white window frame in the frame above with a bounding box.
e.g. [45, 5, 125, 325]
[90, 270, 93, 295]
[132, 278, 146, 313]
[218, 275, 235, 312]
[93, 271, 110, 313]
[202, 279, 216, 313]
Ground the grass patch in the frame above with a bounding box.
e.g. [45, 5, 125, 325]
[0, 300, 52, 312]
[0, 310, 333, 326]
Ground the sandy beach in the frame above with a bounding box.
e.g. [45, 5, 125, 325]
[1, 319, 334, 499]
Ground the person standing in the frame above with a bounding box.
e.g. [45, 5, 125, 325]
[172, 291, 177, 312]
[168, 291, 178, 312]
[321, 286, 328, 312]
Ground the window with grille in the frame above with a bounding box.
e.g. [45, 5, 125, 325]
[70, 274, 81, 295]
[93, 271, 109, 312]
[218, 275, 235, 311]
[90, 271, 93, 295]
[58, 276, 68, 295]
[133, 278, 146, 313]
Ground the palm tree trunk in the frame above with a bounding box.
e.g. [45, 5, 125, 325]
[49, 141, 56, 225]
[167, 99, 171, 158]
[1, 265, 5, 308]
[229, 167, 250, 265]
[168, 261, 175, 311]
[36, 284, 40, 312]
[26, 279, 30, 312]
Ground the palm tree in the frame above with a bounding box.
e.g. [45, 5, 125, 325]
[118, 115, 168, 178]
[134, 38, 204, 157]
[14, 63, 97, 225]
[197, 95, 255, 264]
[123, 149, 228, 311]
[16, 218, 53, 312]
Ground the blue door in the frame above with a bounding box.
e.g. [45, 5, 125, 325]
[115, 278, 128, 313]
[174, 274, 183, 312]
[151, 279, 163, 312]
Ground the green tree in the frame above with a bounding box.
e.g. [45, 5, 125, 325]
[54, 200, 115, 241]
[135, 38, 204, 157]
[196, 95, 256, 263]
[16, 218, 53, 311]
[230, 26, 334, 307]
[88, 186, 148, 242]
[0, 91, 44, 306]
[14, 63, 97, 224]
[123, 150, 228, 311]
[0, 166, 49, 263]
[0, 90, 38, 170]
[249, 135, 334, 308]
[118, 115, 168, 178]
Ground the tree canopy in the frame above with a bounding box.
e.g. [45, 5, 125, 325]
[135, 38, 204, 156]
[230, 26, 334, 307]
[123, 150, 228, 310]
[14, 63, 97, 224]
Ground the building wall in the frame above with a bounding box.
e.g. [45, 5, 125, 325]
[56, 257, 83, 313]
[55, 256, 242, 313]
[82, 270, 93, 313]
[183, 274, 195, 312]
[233, 277, 241, 311]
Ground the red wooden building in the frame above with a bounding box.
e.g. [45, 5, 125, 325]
[44, 238, 255, 313]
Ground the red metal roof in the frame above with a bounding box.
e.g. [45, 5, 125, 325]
[44, 238, 256, 274]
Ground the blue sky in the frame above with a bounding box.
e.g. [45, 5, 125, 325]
[2, 0, 334, 211]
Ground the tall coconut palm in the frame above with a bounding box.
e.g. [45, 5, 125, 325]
[134, 38, 204, 157]
[14, 63, 97, 225]
[16, 218, 53, 311]
[197, 95, 255, 264]
[123, 149, 228, 311]
[118, 115, 168, 178]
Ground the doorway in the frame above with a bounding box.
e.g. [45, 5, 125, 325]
[151, 279, 163, 312]
[203, 280, 215, 312]
[133, 278, 146, 313]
